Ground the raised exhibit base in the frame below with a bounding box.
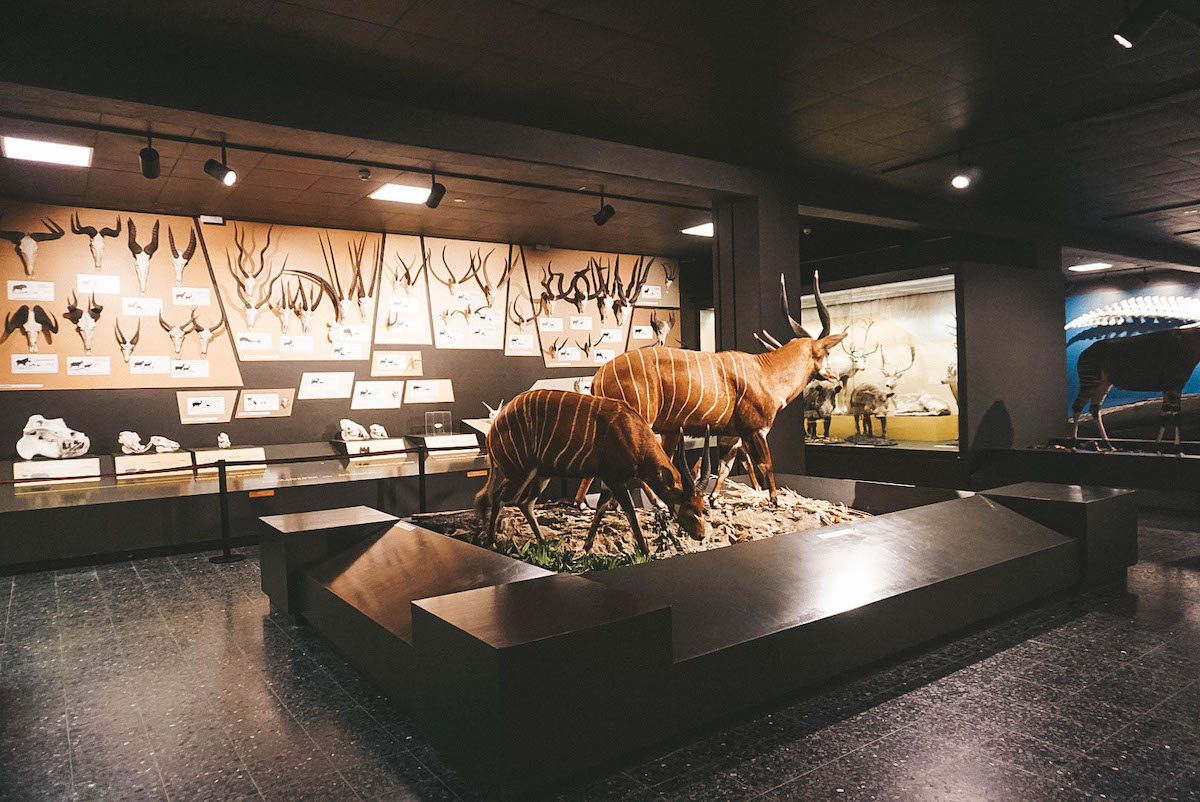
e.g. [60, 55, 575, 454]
[260, 476, 1131, 797]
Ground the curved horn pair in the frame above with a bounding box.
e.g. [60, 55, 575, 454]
[779, 270, 830, 341]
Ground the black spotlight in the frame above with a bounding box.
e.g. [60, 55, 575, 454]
[203, 144, 237, 186]
[1114, 0, 1167, 47]
[593, 191, 615, 226]
[426, 172, 446, 209]
[139, 135, 160, 180]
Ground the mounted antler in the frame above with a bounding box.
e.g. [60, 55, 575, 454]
[576, 334, 595, 358]
[468, 247, 509, 306]
[64, 291, 102, 353]
[4, 304, 58, 352]
[539, 262, 565, 314]
[508, 290, 540, 329]
[649, 310, 675, 346]
[880, 344, 917, 391]
[71, 213, 121, 271]
[168, 226, 197, 284]
[564, 267, 592, 314]
[389, 249, 429, 294]
[0, 218, 65, 276]
[663, 260, 680, 290]
[159, 311, 194, 355]
[189, 309, 227, 356]
[127, 219, 160, 295]
[114, 318, 140, 363]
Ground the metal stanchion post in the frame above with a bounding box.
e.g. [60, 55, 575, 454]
[418, 444, 428, 514]
[210, 459, 246, 564]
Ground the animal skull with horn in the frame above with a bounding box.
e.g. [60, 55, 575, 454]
[114, 318, 140, 363]
[227, 224, 280, 327]
[318, 230, 370, 323]
[159, 311, 194, 356]
[189, 309, 226, 356]
[388, 248, 429, 294]
[468, 246, 512, 307]
[269, 280, 295, 334]
[0, 218, 65, 277]
[64, 291, 102, 353]
[126, 218, 160, 295]
[590, 256, 614, 322]
[168, 226, 197, 284]
[650, 310, 675, 346]
[70, 214, 121, 271]
[3, 304, 58, 352]
[538, 262, 565, 315]
[507, 290, 541, 329]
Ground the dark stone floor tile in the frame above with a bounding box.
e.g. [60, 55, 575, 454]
[551, 771, 663, 802]
[653, 767, 754, 801]
[337, 747, 446, 801]
[758, 751, 943, 801]
[1159, 759, 1200, 801]
[1082, 663, 1190, 713]
[924, 753, 1091, 801]
[258, 770, 356, 802]
[1061, 753, 1170, 801]
[977, 729, 1082, 781]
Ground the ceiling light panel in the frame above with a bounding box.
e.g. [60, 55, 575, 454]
[1067, 262, 1113, 272]
[2, 136, 93, 167]
[681, 222, 714, 237]
[369, 183, 432, 204]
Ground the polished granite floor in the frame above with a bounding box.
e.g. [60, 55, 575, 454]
[1, 508, 1198, 801]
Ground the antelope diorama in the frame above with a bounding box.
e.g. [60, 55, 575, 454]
[114, 319, 140, 363]
[126, 218, 159, 295]
[0, 218, 64, 276]
[848, 344, 916, 439]
[1070, 324, 1200, 448]
[63, 291, 103, 353]
[586, 271, 847, 504]
[476, 388, 712, 554]
[70, 214, 121, 271]
[168, 226, 198, 284]
[3, 304, 58, 352]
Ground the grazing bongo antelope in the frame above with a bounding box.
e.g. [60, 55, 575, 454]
[584, 272, 846, 505]
[476, 389, 711, 554]
[1071, 325, 1200, 449]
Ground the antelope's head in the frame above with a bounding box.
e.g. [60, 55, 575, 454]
[64, 291, 102, 353]
[669, 432, 713, 542]
[880, 344, 916, 393]
[650, 311, 674, 346]
[127, 218, 159, 294]
[190, 309, 226, 356]
[0, 218, 64, 276]
[169, 226, 197, 284]
[771, 271, 848, 383]
[114, 318, 140, 363]
[71, 214, 121, 271]
[4, 304, 58, 352]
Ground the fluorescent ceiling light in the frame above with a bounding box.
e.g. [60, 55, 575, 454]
[1067, 262, 1113, 273]
[369, 183, 432, 204]
[681, 222, 714, 237]
[2, 136, 92, 167]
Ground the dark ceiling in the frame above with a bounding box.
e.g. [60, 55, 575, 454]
[5, 1, 1200, 260]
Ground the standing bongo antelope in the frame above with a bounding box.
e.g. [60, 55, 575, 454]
[1071, 325, 1200, 449]
[585, 272, 846, 505]
[476, 389, 711, 554]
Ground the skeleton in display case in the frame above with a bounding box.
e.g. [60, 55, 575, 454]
[168, 226, 198, 284]
[339, 418, 371, 441]
[63, 292, 102, 354]
[119, 432, 181, 454]
[476, 389, 712, 554]
[3, 304, 58, 352]
[114, 319, 140, 363]
[368, 424, 388, 439]
[126, 219, 159, 295]
[0, 218, 64, 276]
[158, 312, 193, 355]
[16, 415, 89, 460]
[189, 310, 226, 356]
[70, 214, 121, 271]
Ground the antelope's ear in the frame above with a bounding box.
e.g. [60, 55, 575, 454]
[658, 464, 677, 491]
[817, 332, 848, 353]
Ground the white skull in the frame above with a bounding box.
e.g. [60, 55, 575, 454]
[172, 256, 188, 284]
[217, 433, 231, 449]
[368, 424, 388, 439]
[482, 400, 504, 421]
[339, 418, 370, 441]
[118, 431, 152, 454]
[149, 435, 180, 453]
[167, 325, 188, 355]
[245, 306, 261, 328]
[298, 307, 314, 333]
[243, 274, 259, 300]
[22, 317, 44, 352]
[17, 235, 38, 277]
[134, 253, 151, 295]
[119, 340, 136, 363]
[338, 299, 355, 321]
[16, 415, 90, 460]
[197, 328, 214, 356]
[89, 235, 106, 272]
[76, 314, 98, 353]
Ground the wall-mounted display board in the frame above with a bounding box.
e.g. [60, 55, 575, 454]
[373, 233, 433, 346]
[0, 202, 243, 391]
[799, 274, 959, 448]
[626, 307, 683, 351]
[405, 379, 454, 404]
[235, 388, 296, 419]
[176, 389, 240, 424]
[201, 219, 380, 362]
[371, 350, 424, 377]
[425, 238, 512, 350]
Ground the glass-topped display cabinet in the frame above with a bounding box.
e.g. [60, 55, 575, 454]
[798, 273, 959, 451]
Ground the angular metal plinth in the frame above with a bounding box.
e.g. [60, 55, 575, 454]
[278, 491, 1083, 797]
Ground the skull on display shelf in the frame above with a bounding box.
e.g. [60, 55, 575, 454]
[482, 400, 504, 421]
[150, 435, 181, 453]
[340, 418, 370, 441]
[217, 432, 231, 449]
[368, 424, 388, 439]
[16, 415, 90, 460]
[118, 431, 152, 454]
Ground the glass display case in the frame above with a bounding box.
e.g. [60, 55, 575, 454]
[799, 273, 959, 450]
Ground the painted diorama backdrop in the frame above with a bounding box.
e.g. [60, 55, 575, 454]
[1065, 271, 1200, 440]
[0, 199, 688, 457]
[799, 274, 959, 447]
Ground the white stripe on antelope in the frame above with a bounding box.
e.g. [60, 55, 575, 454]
[475, 389, 711, 554]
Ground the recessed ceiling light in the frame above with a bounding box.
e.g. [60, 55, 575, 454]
[1067, 262, 1113, 272]
[369, 183, 432, 204]
[681, 222, 714, 237]
[2, 136, 92, 167]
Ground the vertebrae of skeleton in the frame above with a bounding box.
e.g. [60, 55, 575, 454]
[1065, 295, 1200, 330]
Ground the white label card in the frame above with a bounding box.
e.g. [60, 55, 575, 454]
[391, 296, 422, 314]
[171, 359, 210, 378]
[570, 316, 593, 331]
[632, 325, 654, 340]
[185, 396, 226, 416]
[406, 381, 438, 401]
[235, 332, 272, 351]
[640, 284, 662, 300]
[77, 274, 120, 295]
[556, 346, 581, 362]
[330, 342, 364, 360]
[351, 380, 405, 410]
[11, 354, 57, 373]
[593, 348, 616, 364]
[279, 335, 313, 353]
[372, 351, 422, 376]
[600, 328, 622, 343]
[537, 317, 563, 332]
[242, 393, 280, 412]
[298, 372, 355, 400]
[129, 355, 170, 374]
[438, 329, 464, 346]
[507, 334, 535, 350]
[122, 297, 163, 317]
[66, 356, 111, 376]
[341, 324, 370, 342]
[171, 287, 211, 306]
[7, 280, 54, 301]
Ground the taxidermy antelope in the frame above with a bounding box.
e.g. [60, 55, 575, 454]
[3, 304, 58, 351]
[587, 271, 846, 504]
[114, 319, 140, 363]
[168, 226, 197, 284]
[650, 310, 675, 346]
[941, 363, 959, 403]
[388, 249, 428, 294]
[70, 214, 121, 271]
[847, 345, 915, 439]
[0, 218, 64, 276]
[476, 389, 712, 554]
[189, 310, 226, 356]
[159, 311, 193, 355]
[1071, 325, 1200, 449]
[63, 291, 102, 353]
[126, 219, 159, 295]
[803, 378, 841, 439]
[229, 224, 281, 327]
